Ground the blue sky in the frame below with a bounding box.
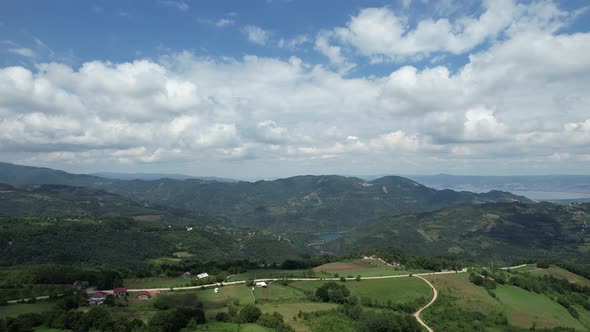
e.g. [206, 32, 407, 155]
[0, 0, 589, 177]
[6, 0, 587, 74]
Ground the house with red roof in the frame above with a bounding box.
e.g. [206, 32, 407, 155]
[138, 291, 152, 301]
[88, 291, 109, 305]
[113, 287, 127, 297]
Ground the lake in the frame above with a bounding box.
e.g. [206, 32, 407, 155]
[511, 191, 590, 201]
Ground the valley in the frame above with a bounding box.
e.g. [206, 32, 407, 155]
[1, 163, 590, 331]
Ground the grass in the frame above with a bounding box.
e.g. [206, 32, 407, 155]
[529, 266, 590, 287]
[147, 257, 182, 265]
[425, 272, 501, 314]
[226, 269, 329, 281]
[425, 273, 588, 331]
[173, 251, 194, 258]
[186, 322, 273, 331]
[0, 302, 56, 318]
[33, 327, 67, 332]
[290, 277, 432, 306]
[258, 302, 339, 332]
[503, 264, 538, 272]
[495, 285, 586, 330]
[254, 283, 306, 304]
[312, 259, 428, 278]
[124, 276, 189, 289]
[195, 285, 254, 309]
[574, 305, 590, 330]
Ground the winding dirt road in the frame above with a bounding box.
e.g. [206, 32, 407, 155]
[413, 275, 438, 332]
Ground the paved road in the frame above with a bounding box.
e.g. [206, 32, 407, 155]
[6, 295, 52, 304]
[413, 276, 437, 332]
[7, 264, 530, 331]
[98, 269, 469, 293]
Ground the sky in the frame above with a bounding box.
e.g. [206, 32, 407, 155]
[0, 0, 589, 178]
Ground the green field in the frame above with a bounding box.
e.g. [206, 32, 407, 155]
[227, 269, 330, 281]
[530, 266, 590, 287]
[425, 272, 500, 314]
[425, 272, 590, 331]
[196, 285, 255, 309]
[0, 302, 56, 318]
[290, 276, 432, 306]
[312, 259, 428, 278]
[188, 322, 273, 331]
[254, 283, 307, 303]
[33, 327, 67, 332]
[502, 264, 538, 272]
[495, 285, 587, 330]
[124, 276, 190, 289]
[258, 302, 339, 331]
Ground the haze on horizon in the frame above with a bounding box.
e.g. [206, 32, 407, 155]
[1, 0, 589, 178]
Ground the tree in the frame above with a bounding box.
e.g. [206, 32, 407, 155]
[356, 275, 361, 282]
[315, 282, 350, 304]
[239, 304, 262, 323]
[104, 294, 116, 306]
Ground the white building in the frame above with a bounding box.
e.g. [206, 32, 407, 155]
[197, 272, 209, 279]
[255, 281, 267, 288]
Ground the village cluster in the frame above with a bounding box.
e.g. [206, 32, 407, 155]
[71, 270, 213, 306]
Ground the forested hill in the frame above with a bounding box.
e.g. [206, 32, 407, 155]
[328, 201, 590, 266]
[0, 183, 159, 219]
[0, 162, 531, 231]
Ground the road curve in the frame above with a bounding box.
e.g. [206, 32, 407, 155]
[413, 275, 438, 332]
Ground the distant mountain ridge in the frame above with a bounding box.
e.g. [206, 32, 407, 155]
[0, 162, 531, 231]
[407, 174, 590, 196]
[90, 172, 238, 182]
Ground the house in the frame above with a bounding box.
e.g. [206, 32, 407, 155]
[72, 280, 89, 292]
[196, 272, 209, 279]
[182, 271, 192, 279]
[214, 288, 219, 293]
[113, 288, 127, 297]
[255, 281, 267, 288]
[138, 291, 152, 301]
[88, 291, 108, 305]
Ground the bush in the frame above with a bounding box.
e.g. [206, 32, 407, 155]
[557, 297, 571, 309]
[215, 312, 229, 322]
[567, 306, 579, 318]
[357, 311, 421, 332]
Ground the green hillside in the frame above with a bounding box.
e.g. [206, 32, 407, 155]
[330, 202, 590, 266]
[0, 184, 168, 219]
[0, 217, 310, 268]
[0, 162, 531, 231]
